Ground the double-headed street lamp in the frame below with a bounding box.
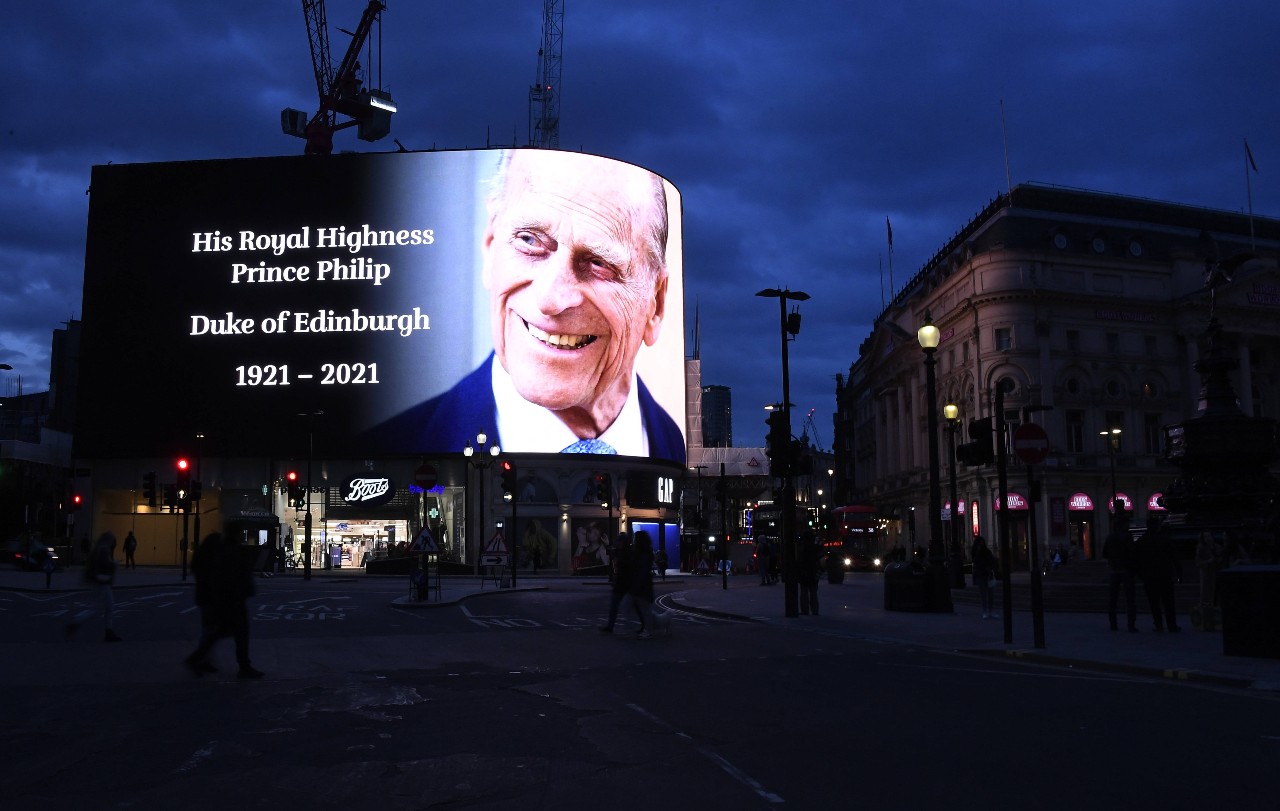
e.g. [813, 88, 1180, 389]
[943, 402, 965, 588]
[757, 287, 808, 619]
[464, 432, 501, 572]
[917, 312, 954, 612]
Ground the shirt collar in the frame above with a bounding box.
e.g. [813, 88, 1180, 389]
[492, 360, 649, 456]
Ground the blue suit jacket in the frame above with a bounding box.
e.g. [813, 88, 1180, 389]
[363, 354, 686, 464]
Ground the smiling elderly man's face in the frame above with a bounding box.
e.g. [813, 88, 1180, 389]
[482, 152, 668, 436]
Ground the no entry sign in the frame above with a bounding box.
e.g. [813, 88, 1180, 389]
[1012, 423, 1050, 465]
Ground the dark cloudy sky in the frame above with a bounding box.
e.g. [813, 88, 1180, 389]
[4, 1, 1278, 450]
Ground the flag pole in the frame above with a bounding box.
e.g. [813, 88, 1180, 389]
[1245, 138, 1258, 253]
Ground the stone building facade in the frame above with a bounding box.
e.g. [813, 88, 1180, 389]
[834, 184, 1280, 568]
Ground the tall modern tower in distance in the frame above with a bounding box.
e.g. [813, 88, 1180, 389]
[701, 384, 732, 447]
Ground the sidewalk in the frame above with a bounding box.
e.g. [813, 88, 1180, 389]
[4, 565, 1278, 692]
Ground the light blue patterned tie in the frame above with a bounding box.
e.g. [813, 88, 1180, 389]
[561, 438, 618, 454]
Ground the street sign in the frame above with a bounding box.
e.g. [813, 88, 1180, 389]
[409, 526, 438, 553]
[1012, 423, 1050, 465]
[414, 463, 438, 489]
[480, 553, 509, 567]
[485, 532, 507, 554]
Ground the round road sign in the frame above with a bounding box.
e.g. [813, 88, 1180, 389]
[1012, 423, 1050, 465]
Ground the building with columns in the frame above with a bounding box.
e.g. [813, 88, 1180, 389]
[834, 183, 1280, 568]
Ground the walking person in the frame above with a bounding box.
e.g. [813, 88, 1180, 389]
[600, 532, 633, 633]
[66, 532, 122, 642]
[654, 546, 668, 582]
[629, 530, 658, 638]
[1137, 527, 1182, 632]
[183, 532, 264, 678]
[971, 535, 999, 619]
[798, 531, 821, 616]
[1103, 515, 1139, 632]
[122, 531, 138, 570]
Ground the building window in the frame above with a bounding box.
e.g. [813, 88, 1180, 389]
[1066, 410, 1084, 453]
[1105, 410, 1125, 452]
[995, 328, 1012, 351]
[1106, 332, 1120, 354]
[1144, 413, 1162, 454]
[1106, 379, 1121, 398]
[1066, 330, 1079, 351]
[1066, 377, 1080, 396]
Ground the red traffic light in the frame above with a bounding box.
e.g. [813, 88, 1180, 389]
[177, 458, 190, 471]
[286, 470, 299, 483]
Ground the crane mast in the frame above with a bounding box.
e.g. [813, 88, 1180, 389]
[282, 0, 396, 155]
[527, 0, 564, 148]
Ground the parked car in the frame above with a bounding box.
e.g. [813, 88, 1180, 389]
[3, 538, 60, 570]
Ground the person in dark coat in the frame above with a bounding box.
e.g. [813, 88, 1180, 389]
[600, 532, 633, 633]
[1103, 515, 1139, 631]
[971, 535, 1000, 619]
[66, 532, 122, 642]
[629, 530, 657, 638]
[798, 531, 821, 616]
[183, 533, 264, 678]
[1137, 527, 1182, 632]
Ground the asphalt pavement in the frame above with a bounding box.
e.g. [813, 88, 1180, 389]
[3, 563, 1278, 692]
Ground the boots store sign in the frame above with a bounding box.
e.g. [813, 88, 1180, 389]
[341, 475, 396, 507]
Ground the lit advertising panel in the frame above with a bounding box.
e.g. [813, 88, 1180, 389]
[78, 149, 685, 463]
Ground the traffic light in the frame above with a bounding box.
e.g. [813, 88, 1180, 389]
[69, 493, 83, 512]
[142, 471, 157, 507]
[176, 458, 191, 495]
[955, 417, 995, 466]
[765, 410, 789, 476]
[500, 461, 517, 499]
[599, 473, 612, 505]
[163, 484, 177, 511]
[286, 471, 302, 508]
[189, 480, 203, 503]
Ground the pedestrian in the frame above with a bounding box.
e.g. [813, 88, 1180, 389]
[1137, 527, 1182, 632]
[122, 531, 138, 569]
[654, 546, 668, 582]
[755, 540, 770, 585]
[1193, 531, 1224, 607]
[600, 532, 633, 633]
[629, 530, 658, 638]
[798, 531, 821, 616]
[1103, 515, 1139, 632]
[183, 532, 264, 678]
[971, 535, 999, 619]
[66, 532, 122, 642]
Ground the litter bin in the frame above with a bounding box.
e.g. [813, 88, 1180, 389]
[884, 561, 929, 611]
[1219, 565, 1280, 659]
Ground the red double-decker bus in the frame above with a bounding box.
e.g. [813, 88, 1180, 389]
[825, 505, 885, 572]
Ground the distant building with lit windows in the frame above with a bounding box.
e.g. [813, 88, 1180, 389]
[834, 183, 1280, 567]
[701, 384, 732, 447]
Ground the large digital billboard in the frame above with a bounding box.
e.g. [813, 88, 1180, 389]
[78, 149, 685, 464]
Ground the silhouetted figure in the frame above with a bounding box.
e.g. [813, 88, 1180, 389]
[1103, 516, 1139, 632]
[66, 532, 121, 642]
[971, 535, 999, 619]
[629, 530, 657, 638]
[184, 532, 264, 678]
[123, 531, 138, 569]
[600, 533, 633, 633]
[1138, 528, 1182, 632]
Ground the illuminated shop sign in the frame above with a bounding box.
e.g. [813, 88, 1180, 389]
[341, 475, 396, 507]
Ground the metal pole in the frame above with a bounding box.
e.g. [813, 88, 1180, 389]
[778, 295, 798, 618]
[996, 381, 1014, 643]
[923, 346, 953, 612]
[720, 462, 728, 591]
[1027, 463, 1045, 648]
[947, 421, 964, 588]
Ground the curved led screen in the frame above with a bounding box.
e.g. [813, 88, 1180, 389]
[78, 149, 685, 464]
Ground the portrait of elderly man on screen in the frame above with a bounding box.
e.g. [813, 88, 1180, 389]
[368, 150, 685, 463]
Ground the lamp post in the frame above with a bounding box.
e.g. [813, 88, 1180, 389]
[464, 432, 501, 573]
[757, 287, 809, 618]
[299, 410, 324, 580]
[917, 311, 953, 611]
[1101, 427, 1122, 525]
[943, 402, 965, 588]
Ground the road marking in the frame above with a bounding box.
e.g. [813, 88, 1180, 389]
[628, 703, 784, 804]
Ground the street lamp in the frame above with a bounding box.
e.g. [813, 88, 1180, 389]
[1101, 427, 1122, 524]
[298, 410, 324, 579]
[943, 402, 965, 588]
[917, 311, 953, 611]
[757, 287, 809, 618]
[464, 432, 501, 573]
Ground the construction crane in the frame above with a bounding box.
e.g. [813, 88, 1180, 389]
[281, 0, 396, 155]
[527, 0, 564, 148]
